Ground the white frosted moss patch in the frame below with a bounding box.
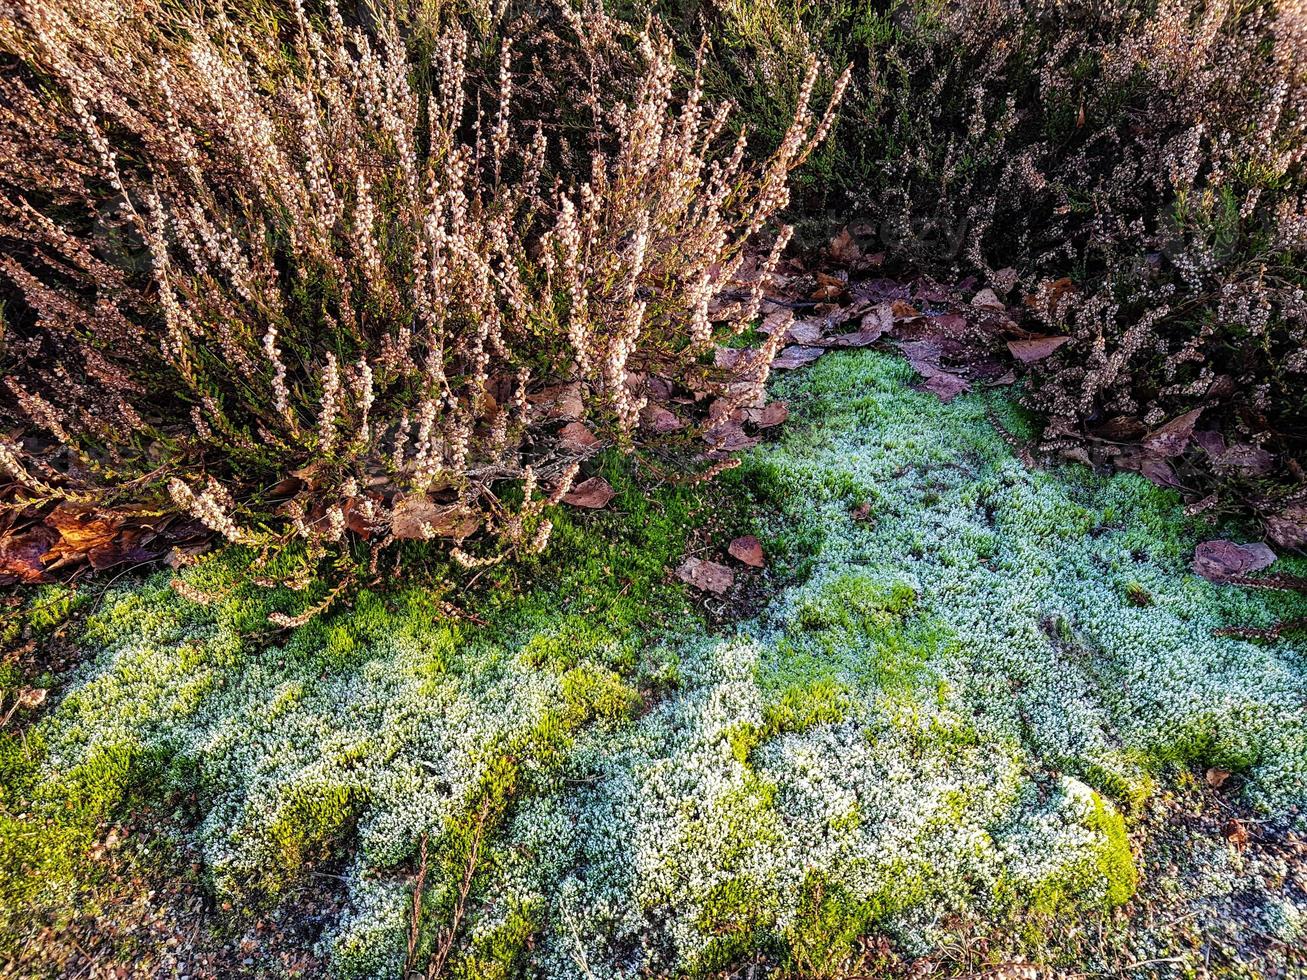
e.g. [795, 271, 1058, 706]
[33, 351, 1307, 977]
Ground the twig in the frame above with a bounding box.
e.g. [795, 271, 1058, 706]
[1214, 616, 1307, 642]
[427, 797, 492, 979]
[404, 834, 430, 977]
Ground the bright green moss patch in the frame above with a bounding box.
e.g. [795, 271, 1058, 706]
[13, 350, 1307, 975]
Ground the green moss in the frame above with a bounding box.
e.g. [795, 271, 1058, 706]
[763, 677, 852, 736]
[783, 866, 926, 977]
[455, 900, 541, 980]
[25, 584, 89, 635]
[1083, 750, 1157, 816]
[691, 878, 778, 976]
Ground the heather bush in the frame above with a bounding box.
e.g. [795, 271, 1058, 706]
[660, 0, 1307, 531]
[0, 0, 844, 596]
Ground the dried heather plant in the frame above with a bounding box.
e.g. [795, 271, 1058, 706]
[0, 0, 844, 599]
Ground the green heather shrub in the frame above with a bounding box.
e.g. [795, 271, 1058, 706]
[654, 0, 1307, 523]
[0, 0, 844, 600]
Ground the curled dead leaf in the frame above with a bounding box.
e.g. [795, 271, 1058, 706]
[1222, 818, 1249, 851]
[828, 227, 861, 264]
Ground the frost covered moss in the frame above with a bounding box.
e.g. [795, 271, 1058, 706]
[11, 351, 1307, 975]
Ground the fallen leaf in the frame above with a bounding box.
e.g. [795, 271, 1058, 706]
[1192, 431, 1227, 458]
[759, 310, 793, 336]
[771, 345, 826, 370]
[971, 287, 1005, 310]
[42, 507, 126, 567]
[1141, 408, 1203, 457]
[1213, 444, 1276, 477]
[897, 340, 947, 378]
[920, 373, 970, 403]
[890, 299, 921, 321]
[390, 496, 482, 540]
[640, 404, 684, 433]
[528, 383, 584, 421]
[752, 402, 789, 429]
[811, 271, 847, 302]
[1266, 505, 1307, 549]
[1007, 335, 1071, 364]
[728, 535, 765, 568]
[1024, 277, 1077, 311]
[825, 324, 888, 348]
[1138, 457, 1181, 488]
[1092, 416, 1149, 442]
[562, 477, 616, 510]
[828, 227, 861, 264]
[0, 526, 57, 584]
[704, 420, 759, 452]
[557, 421, 601, 453]
[1192, 539, 1277, 582]
[1222, 818, 1249, 851]
[675, 556, 734, 594]
[786, 320, 826, 345]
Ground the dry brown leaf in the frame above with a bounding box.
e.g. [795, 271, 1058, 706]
[675, 556, 734, 594]
[562, 477, 616, 510]
[1266, 505, 1307, 549]
[786, 320, 826, 345]
[772, 346, 826, 370]
[920, 373, 970, 403]
[1141, 408, 1203, 457]
[528, 383, 584, 422]
[728, 535, 765, 568]
[390, 496, 481, 540]
[970, 288, 1005, 310]
[557, 421, 601, 453]
[828, 227, 862, 264]
[1223, 819, 1249, 851]
[0, 527, 57, 584]
[890, 300, 921, 321]
[640, 404, 684, 433]
[704, 420, 760, 452]
[1192, 539, 1277, 582]
[755, 401, 789, 429]
[1007, 335, 1071, 364]
[1213, 444, 1276, 477]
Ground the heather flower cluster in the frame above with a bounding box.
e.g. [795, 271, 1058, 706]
[0, 0, 842, 592]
